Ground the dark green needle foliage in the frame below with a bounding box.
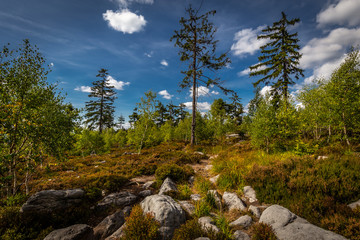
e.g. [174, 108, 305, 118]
[171, 5, 231, 145]
[85, 68, 116, 133]
[250, 12, 304, 104]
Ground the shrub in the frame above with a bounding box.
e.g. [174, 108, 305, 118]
[215, 214, 232, 239]
[155, 163, 193, 184]
[194, 200, 212, 218]
[177, 184, 192, 200]
[194, 176, 213, 195]
[121, 205, 160, 240]
[172, 219, 205, 240]
[250, 222, 277, 240]
[87, 174, 128, 193]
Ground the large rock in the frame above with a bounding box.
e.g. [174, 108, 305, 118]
[93, 211, 125, 240]
[97, 191, 137, 210]
[179, 200, 196, 215]
[44, 224, 94, 240]
[104, 223, 126, 240]
[223, 192, 246, 211]
[191, 194, 202, 201]
[140, 194, 186, 240]
[229, 215, 252, 228]
[209, 174, 220, 184]
[249, 205, 261, 218]
[21, 189, 85, 214]
[159, 177, 178, 195]
[198, 216, 220, 233]
[260, 205, 347, 240]
[233, 230, 251, 240]
[243, 186, 257, 203]
[348, 199, 360, 210]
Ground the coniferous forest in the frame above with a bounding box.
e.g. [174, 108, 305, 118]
[1, 5, 360, 240]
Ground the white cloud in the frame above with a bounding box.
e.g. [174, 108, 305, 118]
[158, 90, 173, 100]
[114, 0, 154, 8]
[238, 64, 266, 77]
[74, 86, 92, 93]
[231, 25, 269, 57]
[50, 62, 54, 67]
[260, 86, 272, 97]
[300, 28, 360, 69]
[190, 86, 209, 97]
[183, 101, 211, 111]
[144, 51, 153, 58]
[211, 90, 219, 95]
[107, 75, 130, 90]
[103, 9, 146, 34]
[160, 59, 168, 67]
[317, 0, 360, 27]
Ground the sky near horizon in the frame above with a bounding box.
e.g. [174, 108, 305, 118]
[1, 0, 360, 127]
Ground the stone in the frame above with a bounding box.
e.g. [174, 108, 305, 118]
[229, 215, 252, 228]
[223, 192, 246, 211]
[122, 206, 132, 217]
[233, 230, 251, 240]
[138, 190, 152, 198]
[191, 194, 202, 201]
[21, 189, 85, 215]
[243, 186, 257, 203]
[198, 216, 220, 233]
[205, 165, 213, 171]
[93, 211, 125, 240]
[348, 199, 360, 210]
[260, 205, 347, 240]
[140, 194, 186, 240]
[188, 176, 195, 185]
[249, 205, 261, 218]
[207, 190, 222, 209]
[179, 200, 196, 215]
[159, 177, 178, 195]
[44, 224, 94, 240]
[104, 223, 126, 240]
[97, 192, 137, 210]
[143, 181, 155, 189]
[317, 155, 329, 160]
[226, 133, 240, 139]
[209, 174, 220, 184]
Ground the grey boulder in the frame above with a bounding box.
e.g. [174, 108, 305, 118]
[233, 230, 251, 240]
[44, 224, 94, 240]
[93, 210, 125, 240]
[159, 177, 178, 195]
[198, 216, 220, 233]
[260, 205, 347, 240]
[348, 199, 360, 210]
[97, 191, 137, 210]
[140, 194, 186, 240]
[229, 215, 252, 228]
[223, 191, 246, 211]
[243, 186, 257, 203]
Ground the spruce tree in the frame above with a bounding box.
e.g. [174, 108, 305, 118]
[250, 12, 304, 104]
[85, 68, 116, 133]
[171, 5, 231, 145]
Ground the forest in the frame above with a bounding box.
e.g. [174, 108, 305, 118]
[0, 6, 360, 240]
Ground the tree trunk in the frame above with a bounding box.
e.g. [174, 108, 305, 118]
[191, 28, 197, 146]
[342, 112, 350, 146]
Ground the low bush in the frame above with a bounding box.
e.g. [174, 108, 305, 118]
[155, 163, 193, 184]
[194, 200, 212, 218]
[250, 222, 277, 240]
[121, 205, 160, 240]
[194, 176, 213, 195]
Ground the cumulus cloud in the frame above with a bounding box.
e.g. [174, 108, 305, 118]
[160, 59, 168, 67]
[183, 101, 211, 111]
[158, 90, 173, 100]
[238, 64, 266, 77]
[107, 75, 130, 90]
[260, 86, 272, 96]
[211, 90, 219, 95]
[114, 0, 154, 8]
[103, 9, 146, 34]
[231, 25, 269, 57]
[317, 0, 360, 27]
[300, 28, 360, 69]
[190, 86, 209, 97]
[74, 86, 92, 93]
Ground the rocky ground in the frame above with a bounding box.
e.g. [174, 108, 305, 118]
[21, 152, 359, 240]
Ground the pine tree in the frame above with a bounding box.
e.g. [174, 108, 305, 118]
[85, 68, 116, 133]
[171, 5, 231, 145]
[250, 12, 304, 104]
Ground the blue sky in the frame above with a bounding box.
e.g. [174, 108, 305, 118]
[1, 0, 360, 126]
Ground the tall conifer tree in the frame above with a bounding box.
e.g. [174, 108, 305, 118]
[171, 5, 231, 145]
[250, 12, 304, 104]
[85, 68, 116, 133]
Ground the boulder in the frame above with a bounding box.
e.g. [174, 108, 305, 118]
[93, 211, 125, 240]
[143, 181, 155, 189]
[159, 177, 178, 195]
[243, 186, 257, 203]
[249, 205, 261, 218]
[233, 230, 251, 240]
[44, 224, 94, 240]
[198, 216, 220, 233]
[209, 174, 220, 184]
[207, 190, 222, 209]
[348, 199, 360, 210]
[104, 223, 126, 240]
[260, 205, 347, 240]
[191, 194, 202, 201]
[21, 189, 85, 215]
[97, 192, 137, 210]
[229, 215, 252, 228]
[223, 192, 246, 211]
[122, 206, 132, 217]
[179, 200, 196, 215]
[138, 190, 152, 198]
[140, 194, 186, 240]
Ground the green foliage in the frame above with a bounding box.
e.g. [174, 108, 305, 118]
[214, 214, 232, 239]
[87, 174, 128, 193]
[84, 68, 116, 133]
[155, 163, 193, 184]
[194, 176, 213, 195]
[121, 205, 160, 240]
[250, 222, 277, 240]
[172, 219, 206, 240]
[73, 129, 107, 155]
[194, 200, 212, 218]
[177, 184, 192, 200]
